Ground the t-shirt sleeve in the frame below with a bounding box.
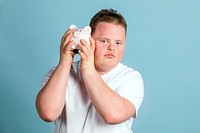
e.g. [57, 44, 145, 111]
[40, 67, 56, 89]
[115, 70, 144, 118]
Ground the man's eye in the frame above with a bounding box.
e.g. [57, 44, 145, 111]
[100, 40, 107, 43]
[116, 42, 122, 45]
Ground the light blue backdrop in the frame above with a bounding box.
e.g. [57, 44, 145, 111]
[0, 0, 200, 133]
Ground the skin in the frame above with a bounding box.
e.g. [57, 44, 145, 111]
[36, 22, 136, 124]
[92, 22, 126, 75]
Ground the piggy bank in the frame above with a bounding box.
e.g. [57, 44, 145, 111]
[69, 25, 91, 52]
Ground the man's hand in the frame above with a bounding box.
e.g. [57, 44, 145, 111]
[78, 37, 96, 73]
[59, 29, 75, 66]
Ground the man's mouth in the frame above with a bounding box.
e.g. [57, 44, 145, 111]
[105, 54, 115, 58]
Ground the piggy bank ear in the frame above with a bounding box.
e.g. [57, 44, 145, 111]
[83, 26, 91, 34]
[69, 24, 77, 29]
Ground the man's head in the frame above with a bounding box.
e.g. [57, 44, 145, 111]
[89, 9, 127, 35]
[89, 9, 127, 74]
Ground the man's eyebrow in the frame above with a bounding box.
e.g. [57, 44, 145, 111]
[116, 40, 124, 43]
[97, 38, 110, 41]
[99, 38, 110, 40]
[98, 38, 124, 42]
[116, 40, 123, 41]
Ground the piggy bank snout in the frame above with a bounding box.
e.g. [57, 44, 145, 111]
[74, 31, 81, 37]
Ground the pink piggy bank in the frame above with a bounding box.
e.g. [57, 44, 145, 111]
[69, 25, 91, 53]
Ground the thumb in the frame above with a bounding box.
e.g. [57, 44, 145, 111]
[89, 37, 95, 52]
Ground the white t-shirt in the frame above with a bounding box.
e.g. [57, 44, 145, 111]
[41, 61, 144, 133]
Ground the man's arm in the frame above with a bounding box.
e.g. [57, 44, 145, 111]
[78, 38, 136, 124]
[35, 64, 70, 122]
[35, 29, 74, 122]
[82, 70, 136, 124]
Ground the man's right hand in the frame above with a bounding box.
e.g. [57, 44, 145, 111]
[59, 29, 75, 66]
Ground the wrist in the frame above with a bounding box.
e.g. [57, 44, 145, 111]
[58, 60, 72, 70]
[81, 68, 98, 78]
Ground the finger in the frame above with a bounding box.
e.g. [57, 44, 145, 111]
[61, 29, 73, 42]
[80, 39, 90, 52]
[79, 45, 89, 58]
[77, 40, 89, 59]
[61, 29, 73, 48]
[62, 30, 72, 44]
[61, 34, 73, 50]
[63, 40, 74, 52]
[80, 38, 95, 53]
[78, 49, 87, 59]
[89, 37, 95, 52]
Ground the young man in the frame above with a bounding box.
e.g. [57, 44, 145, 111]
[36, 9, 144, 133]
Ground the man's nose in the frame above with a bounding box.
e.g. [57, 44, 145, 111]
[107, 42, 115, 51]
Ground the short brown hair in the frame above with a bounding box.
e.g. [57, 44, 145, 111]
[89, 8, 127, 35]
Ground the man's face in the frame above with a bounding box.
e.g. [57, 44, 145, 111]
[92, 22, 126, 74]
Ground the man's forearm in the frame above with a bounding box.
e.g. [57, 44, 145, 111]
[82, 70, 136, 124]
[36, 64, 71, 122]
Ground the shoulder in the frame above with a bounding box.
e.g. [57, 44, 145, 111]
[101, 63, 143, 89]
[109, 63, 142, 80]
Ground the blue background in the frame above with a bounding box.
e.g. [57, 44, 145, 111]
[0, 0, 200, 133]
